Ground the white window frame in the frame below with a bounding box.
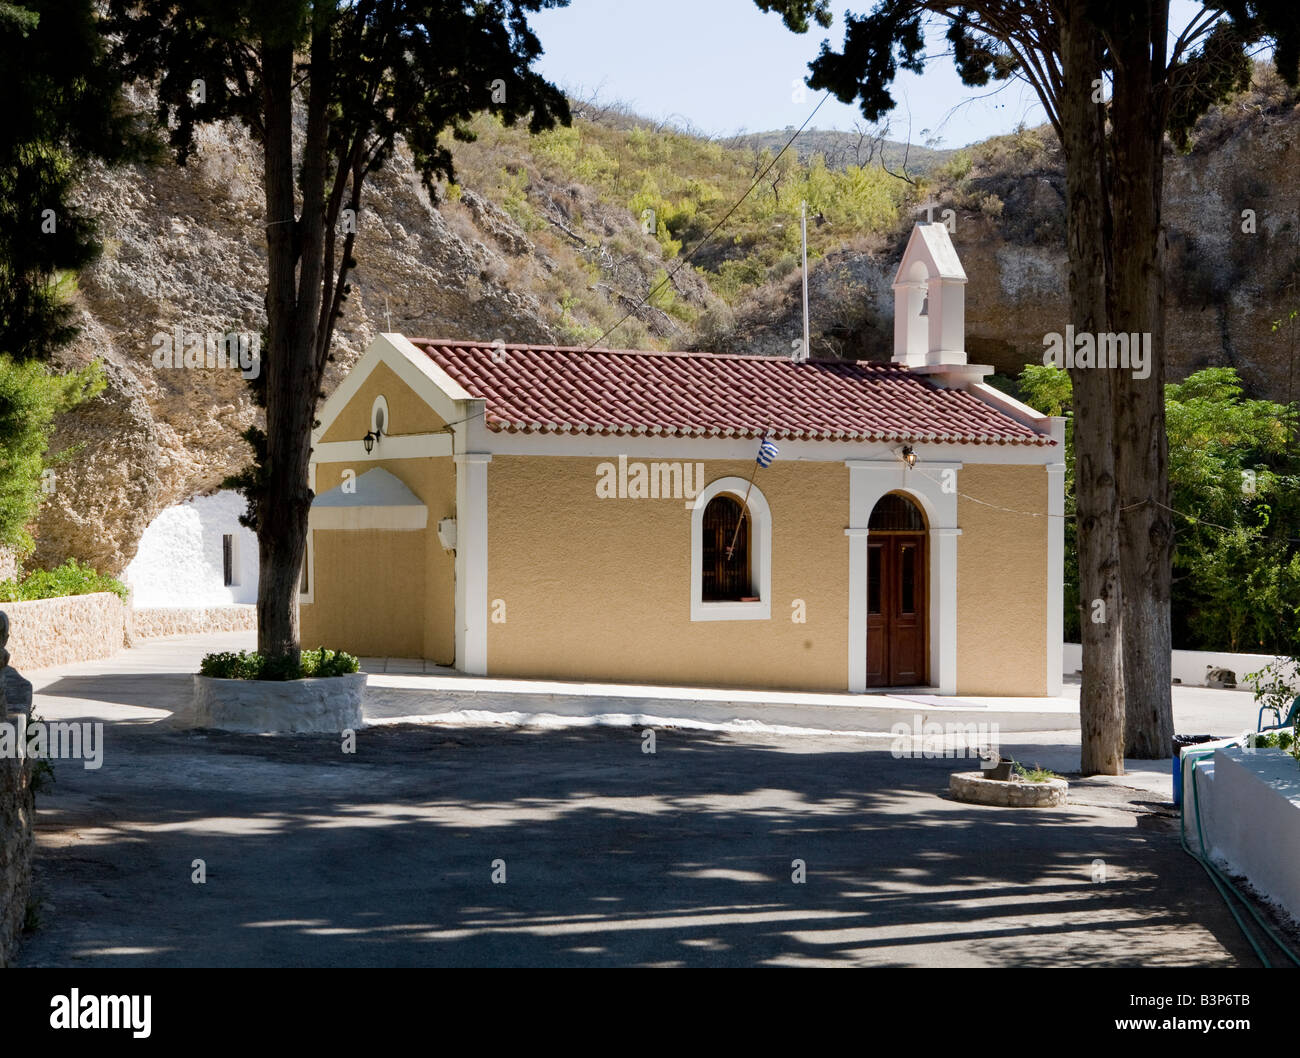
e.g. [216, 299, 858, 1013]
[690, 475, 771, 622]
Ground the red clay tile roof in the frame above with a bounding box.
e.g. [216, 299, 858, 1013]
[412, 339, 1052, 446]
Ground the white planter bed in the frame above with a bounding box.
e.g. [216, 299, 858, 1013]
[192, 672, 366, 733]
[1189, 746, 1300, 921]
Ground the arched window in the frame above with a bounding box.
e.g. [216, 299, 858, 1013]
[702, 495, 751, 601]
[868, 492, 927, 531]
[691, 476, 772, 621]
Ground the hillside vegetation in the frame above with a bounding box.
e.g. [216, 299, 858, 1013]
[433, 102, 912, 346]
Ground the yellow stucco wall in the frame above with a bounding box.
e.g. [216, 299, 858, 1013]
[300, 456, 457, 662]
[955, 464, 1049, 695]
[485, 456, 850, 691]
[303, 528, 427, 657]
[320, 359, 446, 442]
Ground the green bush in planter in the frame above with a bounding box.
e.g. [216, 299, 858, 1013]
[199, 648, 360, 681]
[1247, 728, 1299, 760]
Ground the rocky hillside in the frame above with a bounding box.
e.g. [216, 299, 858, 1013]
[720, 67, 1300, 400]
[30, 68, 1300, 577]
[38, 101, 724, 576]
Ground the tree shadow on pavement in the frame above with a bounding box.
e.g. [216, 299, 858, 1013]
[16, 722, 1258, 968]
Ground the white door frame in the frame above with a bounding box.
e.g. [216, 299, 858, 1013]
[845, 460, 961, 694]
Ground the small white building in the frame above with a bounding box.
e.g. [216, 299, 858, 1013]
[124, 490, 259, 607]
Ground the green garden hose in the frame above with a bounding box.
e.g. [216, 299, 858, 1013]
[1178, 745, 1300, 968]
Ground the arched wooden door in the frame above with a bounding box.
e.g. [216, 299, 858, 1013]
[866, 493, 928, 688]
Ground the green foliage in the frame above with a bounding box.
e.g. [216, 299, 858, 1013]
[755, 0, 1299, 146]
[0, 355, 104, 553]
[0, 558, 127, 602]
[455, 107, 903, 312]
[1252, 728, 1296, 751]
[646, 269, 697, 325]
[25, 710, 56, 795]
[1018, 363, 1072, 417]
[712, 256, 768, 302]
[1012, 761, 1061, 783]
[1017, 364, 1300, 653]
[0, 0, 156, 361]
[1165, 369, 1300, 653]
[199, 647, 360, 681]
[934, 150, 973, 184]
[497, 165, 543, 231]
[1247, 727, 1298, 761]
[1246, 659, 1300, 762]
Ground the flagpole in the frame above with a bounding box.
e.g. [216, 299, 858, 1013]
[724, 465, 761, 561]
[725, 432, 768, 560]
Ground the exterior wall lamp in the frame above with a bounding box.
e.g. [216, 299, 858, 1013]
[363, 427, 382, 453]
[901, 444, 918, 468]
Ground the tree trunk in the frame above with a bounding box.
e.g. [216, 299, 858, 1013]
[254, 23, 347, 667]
[1061, 0, 1125, 775]
[257, 41, 302, 663]
[1110, 1, 1175, 759]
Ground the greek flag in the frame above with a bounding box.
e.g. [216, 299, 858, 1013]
[756, 437, 779, 468]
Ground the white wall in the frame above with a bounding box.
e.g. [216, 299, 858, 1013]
[124, 490, 259, 607]
[1191, 747, 1300, 923]
[1063, 643, 1288, 689]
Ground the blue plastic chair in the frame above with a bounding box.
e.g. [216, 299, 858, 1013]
[1258, 695, 1300, 732]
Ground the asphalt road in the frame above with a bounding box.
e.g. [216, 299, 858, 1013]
[16, 720, 1259, 968]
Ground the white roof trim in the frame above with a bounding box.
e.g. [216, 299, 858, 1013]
[967, 382, 1054, 436]
[312, 333, 475, 446]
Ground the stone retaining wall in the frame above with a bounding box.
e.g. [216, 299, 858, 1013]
[0, 749, 33, 967]
[2, 593, 128, 671]
[132, 605, 256, 639]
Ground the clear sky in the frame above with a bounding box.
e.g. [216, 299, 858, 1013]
[531, 0, 1216, 148]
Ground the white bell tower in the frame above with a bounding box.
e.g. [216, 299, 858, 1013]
[891, 223, 991, 387]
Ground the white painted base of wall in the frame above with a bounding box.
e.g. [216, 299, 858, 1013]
[365, 674, 1081, 732]
[189, 673, 365, 733]
[1063, 643, 1289, 689]
[1188, 746, 1300, 923]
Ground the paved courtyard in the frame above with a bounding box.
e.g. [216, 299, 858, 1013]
[11, 634, 1274, 967]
